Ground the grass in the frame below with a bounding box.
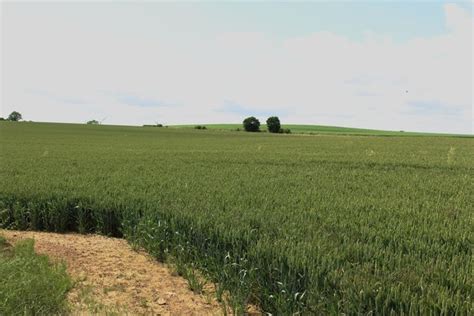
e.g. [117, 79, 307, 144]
[0, 234, 72, 315]
[169, 123, 471, 136]
[0, 121, 473, 314]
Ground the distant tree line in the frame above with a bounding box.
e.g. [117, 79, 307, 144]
[1, 110, 292, 136]
[243, 116, 290, 134]
[143, 123, 164, 127]
[0, 111, 23, 122]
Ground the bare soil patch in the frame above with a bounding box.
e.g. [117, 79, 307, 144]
[1, 229, 224, 315]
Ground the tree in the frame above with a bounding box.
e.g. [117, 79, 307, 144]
[243, 116, 260, 132]
[86, 120, 99, 125]
[7, 111, 22, 122]
[266, 116, 281, 133]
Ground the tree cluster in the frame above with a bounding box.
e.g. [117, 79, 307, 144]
[242, 116, 290, 134]
[1, 111, 23, 122]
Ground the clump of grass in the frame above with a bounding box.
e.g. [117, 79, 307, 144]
[0, 235, 6, 247]
[447, 146, 456, 166]
[0, 237, 72, 315]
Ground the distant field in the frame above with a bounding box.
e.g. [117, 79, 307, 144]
[0, 121, 473, 314]
[171, 123, 469, 137]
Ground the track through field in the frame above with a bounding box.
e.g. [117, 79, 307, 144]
[1, 229, 225, 315]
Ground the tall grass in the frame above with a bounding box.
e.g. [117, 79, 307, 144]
[0, 236, 72, 315]
[0, 122, 472, 314]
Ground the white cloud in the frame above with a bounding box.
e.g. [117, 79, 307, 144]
[1, 3, 473, 133]
[445, 3, 472, 32]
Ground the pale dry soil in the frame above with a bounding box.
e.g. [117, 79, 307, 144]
[1, 229, 227, 315]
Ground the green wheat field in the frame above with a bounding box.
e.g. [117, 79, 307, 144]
[0, 121, 472, 314]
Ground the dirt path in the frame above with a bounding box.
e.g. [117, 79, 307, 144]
[1, 229, 224, 315]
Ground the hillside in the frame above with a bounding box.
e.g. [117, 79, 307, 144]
[170, 123, 470, 137]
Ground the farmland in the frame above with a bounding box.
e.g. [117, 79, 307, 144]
[0, 122, 472, 314]
[170, 123, 467, 136]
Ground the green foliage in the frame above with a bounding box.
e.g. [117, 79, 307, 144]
[0, 237, 72, 315]
[194, 125, 207, 130]
[280, 128, 291, 134]
[0, 122, 473, 314]
[266, 116, 281, 133]
[243, 116, 260, 132]
[7, 111, 22, 122]
[143, 124, 163, 127]
[86, 120, 99, 125]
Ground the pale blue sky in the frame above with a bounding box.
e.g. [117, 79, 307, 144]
[158, 2, 451, 41]
[2, 1, 473, 133]
[11, 1, 466, 41]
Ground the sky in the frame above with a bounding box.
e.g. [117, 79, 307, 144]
[1, 1, 473, 134]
